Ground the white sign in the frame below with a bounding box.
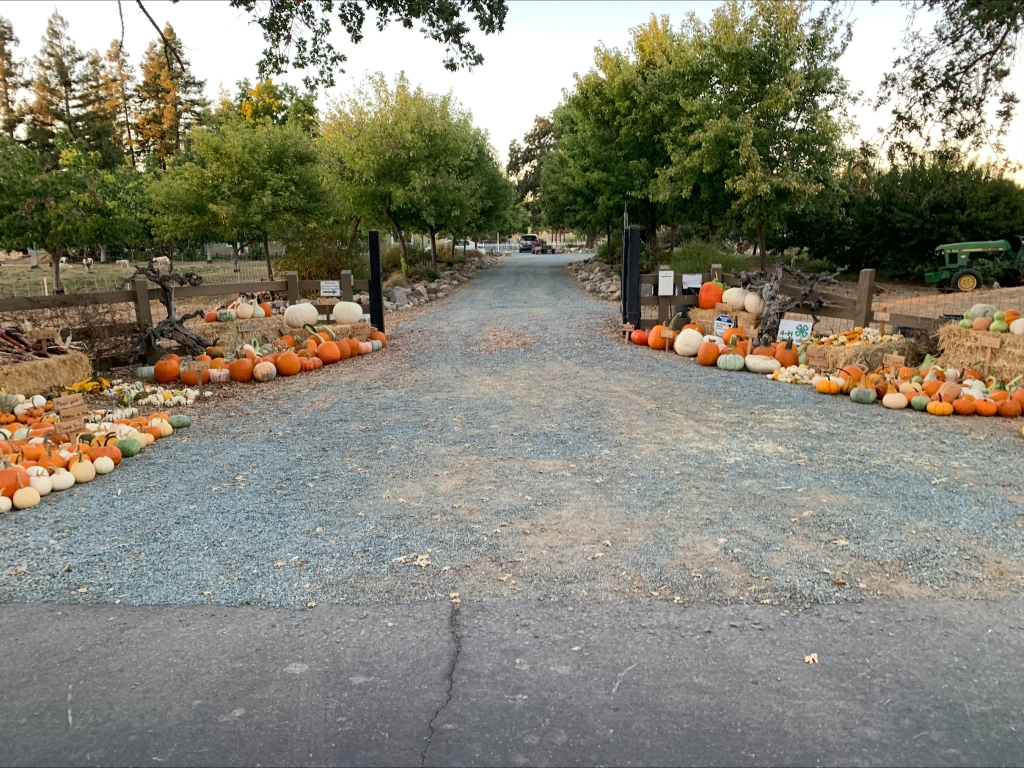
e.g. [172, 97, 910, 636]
[683, 273, 703, 289]
[777, 318, 813, 343]
[713, 313, 734, 337]
[320, 280, 341, 297]
[658, 269, 674, 296]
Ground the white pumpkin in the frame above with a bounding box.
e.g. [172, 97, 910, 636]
[251, 299, 265, 318]
[235, 300, 254, 320]
[284, 302, 318, 328]
[673, 328, 704, 356]
[12, 485, 40, 509]
[744, 291, 766, 314]
[50, 468, 76, 491]
[70, 460, 96, 484]
[25, 465, 49, 477]
[93, 456, 115, 475]
[0, 495, 11, 512]
[882, 391, 909, 409]
[722, 287, 748, 311]
[969, 303, 998, 319]
[703, 334, 724, 344]
[745, 355, 781, 374]
[332, 301, 364, 325]
[30, 395, 47, 408]
[1010, 318, 1024, 335]
[30, 474, 52, 496]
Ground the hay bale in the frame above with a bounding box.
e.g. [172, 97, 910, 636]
[185, 316, 371, 350]
[687, 308, 762, 336]
[938, 323, 1024, 378]
[0, 351, 92, 395]
[834, 338, 921, 371]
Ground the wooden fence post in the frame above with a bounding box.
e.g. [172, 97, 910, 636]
[368, 230, 385, 332]
[625, 225, 641, 329]
[132, 277, 152, 330]
[286, 271, 299, 304]
[341, 270, 354, 302]
[854, 268, 876, 328]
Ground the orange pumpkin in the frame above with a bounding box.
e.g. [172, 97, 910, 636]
[179, 368, 210, 386]
[974, 399, 998, 417]
[259, 302, 273, 317]
[630, 329, 649, 346]
[997, 400, 1022, 418]
[344, 338, 360, 357]
[988, 389, 1009, 403]
[228, 358, 254, 383]
[336, 339, 352, 360]
[0, 463, 31, 498]
[921, 380, 943, 397]
[253, 361, 277, 383]
[972, 316, 992, 331]
[698, 281, 725, 310]
[721, 328, 744, 345]
[648, 325, 668, 350]
[774, 340, 799, 368]
[154, 358, 180, 384]
[952, 398, 976, 416]
[696, 341, 720, 366]
[682, 323, 702, 332]
[1003, 310, 1021, 324]
[204, 311, 218, 323]
[369, 330, 387, 348]
[300, 357, 316, 372]
[317, 341, 342, 364]
[276, 351, 301, 376]
[279, 335, 296, 348]
[91, 445, 122, 466]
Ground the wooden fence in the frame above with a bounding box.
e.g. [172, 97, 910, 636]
[619, 225, 942, 336]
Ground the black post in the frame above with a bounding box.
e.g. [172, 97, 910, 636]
[621, 215, 629, 323]
[368, 230, 385, 333]
[626, 225, 641, 329]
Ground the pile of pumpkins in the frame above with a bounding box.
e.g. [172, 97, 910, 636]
[0, 411, 190, 511]
[204, 298, 366, 327]
[139, 325, 387, 387]
[812, 356, 1024, 417]
[631, 322, 792, 375]
[956, 304, 1024, 334]
[697, 279, 766, 314]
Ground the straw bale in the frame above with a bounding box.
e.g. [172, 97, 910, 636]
[938, 323, 1024, 378]
[0, 351, 92, 395]
[687, 308, 762, 336]
[815, 338, 922, 372]
[184, 316, 371, 350]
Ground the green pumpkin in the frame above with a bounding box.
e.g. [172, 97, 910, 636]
[990, 320, 1009, 333]
[370, 339, 383, 352]
[911, 395, 930, 411]
[118, 437, 142, 458]
[716, 353, 745, 371]
[849, 386, 877, 404]
[217, 309, 237, 322]
[958, 318, 972, 329]
[168, 415, 191, 429]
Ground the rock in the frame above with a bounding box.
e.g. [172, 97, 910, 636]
[389, 287, 408, 305]
[384, 301, 396, 311]
[413, 285, 428, 299]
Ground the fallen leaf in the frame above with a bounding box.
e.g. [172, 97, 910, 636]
[805, 653, 819, 664]
[307, 601, 317, 608]
[587, 552, 605, 560]
[273, 561, 286, 568]
[761, 599, 772, 604]
[432, 515, 441, 520]
[449, 592, 461, 604]
[8, 566, 26, 577]
[603, 540, 612, 547]
[834, 579, 847, 586]
[691, 573, 703, 579]
[571, 646, 581, 651]
[201, 591, 211, 596]
[650, 590, 659, 596]
[498, 574, 510, 582]
[833, 539, 849, 547]
[441, 565, 451, 572]
[717, 538, 727, 544]
[802, 510, 814, 517]
[75, 587, 88, 593]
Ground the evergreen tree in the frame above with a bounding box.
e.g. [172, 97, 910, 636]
[103, 40, 138, 166]
[135, 24, 207, 168]
[0, 16, 25, 138]
[77, 51, 123, 169]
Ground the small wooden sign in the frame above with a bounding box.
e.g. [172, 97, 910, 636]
[274, 338, 291, 351]
[742, 327, 758, 339]
[979, 335, 1001, 377]
[182, 360, 210, 372]
[805, 346, 828, 371]
[237, 322, 256, 333]
[58, 415, 84, 435]
[56, 403, 89, 419]
[883, 354, 906, 369]
[715, 303, 734, 314]
[54, 393, 85, 410]
[874, 311, 891, 323]
[320, 280, 341, 298]
[25, 329, 58, 341]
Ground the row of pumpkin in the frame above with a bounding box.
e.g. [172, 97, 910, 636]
[142, 328, 388, 386]
[629, 324, 1024, 418]
[203, 299, 365, 328]
[0, 413, 191, 511]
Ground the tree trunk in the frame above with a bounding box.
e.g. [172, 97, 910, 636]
[428, 228, 439, 270]
[757, 223, 767, 272]
[29, 245, 38, 269]
[100, 245, 107, 263]
[262, 231, 273, 280]
[204, 243, 212, 263]
[384, 204, 408, 273]
[647, 209, 658, 255]
[707, 213, 716, 244]
[605, 223, 612, 259]
[231, 241, 240, 273]
[346, 217, 361, 252]
[586, 228, 595, 250]
[52, 237, 64, 294]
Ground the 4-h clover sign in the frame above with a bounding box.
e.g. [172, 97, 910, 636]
[777, 319, 812, 343]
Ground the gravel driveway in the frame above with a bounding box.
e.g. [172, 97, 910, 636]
[3, 253, 1023, 609]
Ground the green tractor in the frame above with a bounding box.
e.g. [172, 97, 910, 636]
[924, 233, 1024, 292]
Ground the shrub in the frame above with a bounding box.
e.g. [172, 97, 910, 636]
[383, 272, 409, 289]
[276, 240, 369, 281]
[424, 267, 440, 281]
[382, 244, 406, 273]
[669, 240, 751, 275]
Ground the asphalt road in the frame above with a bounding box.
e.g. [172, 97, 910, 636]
[1, 599, 1022, 767]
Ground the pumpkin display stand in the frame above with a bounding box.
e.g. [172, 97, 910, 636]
[0, 351, 92, 394]
[687, 308, 762, 335]
[185, 316, 371, 350]
[818, 338, 922, 373]
[938, 324, 1024, 379]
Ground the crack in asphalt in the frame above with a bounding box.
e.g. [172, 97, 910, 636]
[421, 602, 462, 766]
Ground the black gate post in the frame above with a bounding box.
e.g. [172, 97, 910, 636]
[621, 209, 629, 323]
[625, 225, 641, 329]
[368, 230, 385, 332]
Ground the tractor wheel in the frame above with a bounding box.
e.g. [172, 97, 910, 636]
[951, 268, 983, 292]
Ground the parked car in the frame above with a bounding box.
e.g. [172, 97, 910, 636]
[519, 234, 539, 252]
[531, 239, 554, 254]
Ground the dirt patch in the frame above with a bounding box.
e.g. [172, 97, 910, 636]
[476, 326, 535, 353]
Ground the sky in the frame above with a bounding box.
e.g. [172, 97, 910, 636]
[3, 0, 1022, 171]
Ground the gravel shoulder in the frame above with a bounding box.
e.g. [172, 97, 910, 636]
[2, 252, 1023, 609]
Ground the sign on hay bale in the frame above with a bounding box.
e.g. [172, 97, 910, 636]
[938, 324, 1024, 379]
[0, 351, 92, 394]
[817, 338, 921, 373]
[688, 308, 762, 336]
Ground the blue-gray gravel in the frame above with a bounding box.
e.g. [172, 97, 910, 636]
[2, 252, 1022, 609]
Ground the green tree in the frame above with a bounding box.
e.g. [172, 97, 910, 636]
[234, 78, 318, 133]
[135, 23, 207, 168]
[0, 16, 26, 138]
[878, 0, 1024, 154]
[229, 0, 508, 89]
[660, 0, 855, 269]
[507, 115, 554, 232]
[102, 40, 139, 166]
